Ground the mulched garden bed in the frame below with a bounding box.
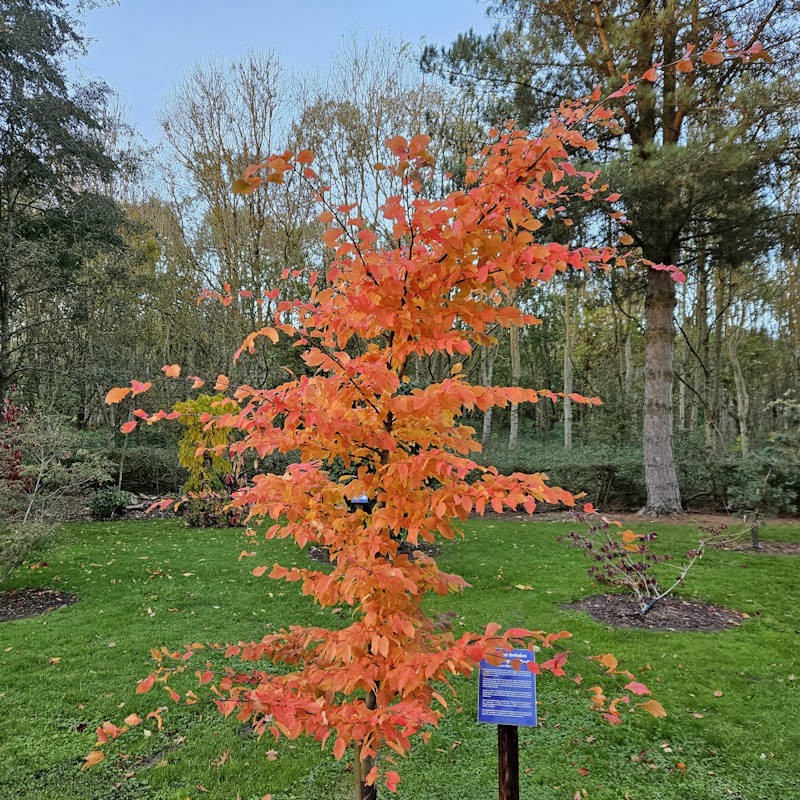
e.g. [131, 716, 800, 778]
[0, 588, 78, 622]
[562, 593, 744, 632]
[724, 541, 800, 555]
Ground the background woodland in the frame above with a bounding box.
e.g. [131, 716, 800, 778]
[2, 0, 799, 515]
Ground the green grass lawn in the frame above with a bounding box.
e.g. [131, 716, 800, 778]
[1, 516, 798, 800]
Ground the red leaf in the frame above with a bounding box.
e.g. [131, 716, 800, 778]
[120, 420, 137, 434]
[385, 771, 401, 793]
[624, 681, 651, 696]
[136, 674, 155, 694]
[130, 380, 152, 396]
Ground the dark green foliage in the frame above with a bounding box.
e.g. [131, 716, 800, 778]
[724, 396, 800, 515]
[0, 521, 51, 582]
[0, 0, 127, 400]
[477, 418, 799, 515]
[88, 487, 131, 520]
[178, 497, 244, 529]
[113, 446, 186, 496]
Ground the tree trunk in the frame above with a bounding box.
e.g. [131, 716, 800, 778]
[727, 316, 750, 460]
[479, 344, 496, 449]
[0, 241, 13, 403]
[563, 284, 574, 451]
[354, 689, 377, 800]
[642, 267, 682, 514]
[508, 325, 521, 452]
[706, 268, 725, 453]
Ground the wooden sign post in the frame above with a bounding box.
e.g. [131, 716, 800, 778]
[477, 649, 537, 800]
[498, 724, 520, 800]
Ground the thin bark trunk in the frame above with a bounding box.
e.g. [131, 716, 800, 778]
[727, 316, 750, 460]
[642, 267, 682, 514]
[0, 225, 14, 403]
[354, 689, 377, 800]
[677, 280, 687, 431]
[706, 268, 725, 452]
[692, 265, 709, 431]
[508, 326, 521, 452]
[563, 285, 574, 451]
[479, 345, 496, 449]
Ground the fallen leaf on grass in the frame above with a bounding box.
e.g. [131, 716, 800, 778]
[211, 750, 230, 767]
[639, 699, 667, 718]
[265, 749, 278, 761]
[713, 690, 724, 697]
[82, 751, 104, 770]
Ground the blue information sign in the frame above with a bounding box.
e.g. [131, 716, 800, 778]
[477, 648, 537, 727]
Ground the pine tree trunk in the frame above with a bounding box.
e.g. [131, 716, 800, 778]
[642, 267, 682, 514]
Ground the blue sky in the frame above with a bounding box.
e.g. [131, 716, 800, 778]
[74, 0, 494, 145]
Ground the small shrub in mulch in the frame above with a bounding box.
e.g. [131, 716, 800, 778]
[563, 593, 744, 632]
[0, 588, 78, 622]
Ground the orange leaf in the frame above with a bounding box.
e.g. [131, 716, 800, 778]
[675, 58, 694, 73]
[317, 210, 334, 224]
[120, 420, 137, 434]
[296, 149, 314, 164]
[596, 653, 618, 672]
[641, 67, 658, 81]
[701, 49, 725, 66]
[385, 135, 408, 155]
[258, 326, 279, 344]
[214, 374, 230, 392]
[105, 387, 131, 405]
[322, 228, 344, 248]
[82, 751, 104, 770]
[162, 364, 181, 378]
[639, 698, 667, 718]
[619, 234, 634, 245]
[130, 380, 152, 396]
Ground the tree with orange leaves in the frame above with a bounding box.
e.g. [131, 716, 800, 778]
[103, 94, 667, 798]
